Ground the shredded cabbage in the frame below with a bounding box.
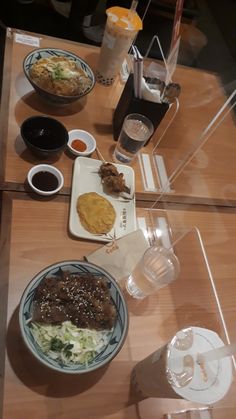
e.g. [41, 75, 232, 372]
[30, 321, 111, 366]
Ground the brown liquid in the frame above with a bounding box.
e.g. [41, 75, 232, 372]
[32, 171, 59, 191]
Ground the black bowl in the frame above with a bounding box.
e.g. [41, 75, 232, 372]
[20, 115, 69, 158]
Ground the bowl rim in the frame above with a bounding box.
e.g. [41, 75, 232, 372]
[18, 259, 129, 374]
[23, 47, 96, 99]
[21, 115, 69, 153]
[27, 164, 64, 196]
[67, 129, 97, 156]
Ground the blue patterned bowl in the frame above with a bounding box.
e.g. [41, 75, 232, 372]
[23, 48, 95, 105]
[19, 260, 129, 374]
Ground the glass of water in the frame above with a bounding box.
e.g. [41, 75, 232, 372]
[113, 113, 154, 164]
[125, 245, 180, 299]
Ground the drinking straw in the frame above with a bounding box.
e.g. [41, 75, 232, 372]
[170, 342, 236, 371]
[198, 342, 236, 364]
[128, 0, 138, 19]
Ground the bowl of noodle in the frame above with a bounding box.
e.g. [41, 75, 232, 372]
[23, 48, 95, 105]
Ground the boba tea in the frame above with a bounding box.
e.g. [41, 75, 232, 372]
[96, 6, 142, 85]
[132, 327, 233, 404]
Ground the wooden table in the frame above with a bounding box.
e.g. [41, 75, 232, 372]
[0, 28, 154, 198]
[0, 27, 236, 419]
[0, 28, 235, 204]
[1, 191, 236, 419]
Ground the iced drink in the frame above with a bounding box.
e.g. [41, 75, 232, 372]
[96, 6, 142, 85]
[132, 327, 233, 404]
[113, 113, 154, 164]
[126, 245, 180, 299]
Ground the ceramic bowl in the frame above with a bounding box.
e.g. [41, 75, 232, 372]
[23, 48, 95, 105]
[27, 164, 64, 196]
[67, 129, 96, 157]
[19, 260, 129, 374]
[21, 115, 68, 158]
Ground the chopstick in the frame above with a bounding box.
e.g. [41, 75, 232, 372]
[132, 45, 143, 99]
[132, 45, 139, 98]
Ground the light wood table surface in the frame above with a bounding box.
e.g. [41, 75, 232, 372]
[0, 26, 236, 419]
[0, 28, 235, 205]
[0, 192, 236, 419]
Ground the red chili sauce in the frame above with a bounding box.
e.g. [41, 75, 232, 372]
[71, 139, 87, 152]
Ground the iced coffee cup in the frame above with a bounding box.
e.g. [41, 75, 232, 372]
[96, 6, 142, 85]
[132, 327, 233, 404]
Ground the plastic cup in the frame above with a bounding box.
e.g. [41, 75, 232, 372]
[113, 113, 154, 164]
[125, 245, 180, 299]
[96, 6, 142, 85]
[131, 327, 233, 404]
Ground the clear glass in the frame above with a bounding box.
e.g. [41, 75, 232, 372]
[113, 113, 154, 164]
[125, 244, 180, 299]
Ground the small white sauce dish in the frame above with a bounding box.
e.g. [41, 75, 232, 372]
[67, 129, 96, 157]
[27, 164, 64, 196]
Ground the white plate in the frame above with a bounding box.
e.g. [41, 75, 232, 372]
[69, 157, 137, 242]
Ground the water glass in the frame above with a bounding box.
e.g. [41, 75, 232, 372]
[125, 245, 180, 299]
[113, 113, 154, 164]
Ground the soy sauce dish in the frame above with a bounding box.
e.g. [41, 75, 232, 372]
[27, 164, 64, 196]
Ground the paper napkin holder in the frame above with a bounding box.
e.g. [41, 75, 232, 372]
[113, 74, 169, 142]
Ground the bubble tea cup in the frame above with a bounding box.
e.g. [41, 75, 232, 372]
[131, 327, 233, 404]
[96, 6, 142, 85]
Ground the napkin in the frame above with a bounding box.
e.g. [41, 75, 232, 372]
[85, 229, 150, 283]
[141, 77, 162, 103]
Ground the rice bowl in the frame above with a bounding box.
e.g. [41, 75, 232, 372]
[23, 48, 95, 105]
[19, 260, 128, 373]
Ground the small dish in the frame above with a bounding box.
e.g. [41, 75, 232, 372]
[67, 129, 96, 157]
[27, 164, 64, 196]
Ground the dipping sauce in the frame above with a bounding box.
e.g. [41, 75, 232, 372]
[32, 171, 59, 191]
[71, 139, 87, 152]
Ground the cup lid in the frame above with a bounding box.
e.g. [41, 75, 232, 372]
[106, 6, 142, 31]
[166, 327, 233, 405]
